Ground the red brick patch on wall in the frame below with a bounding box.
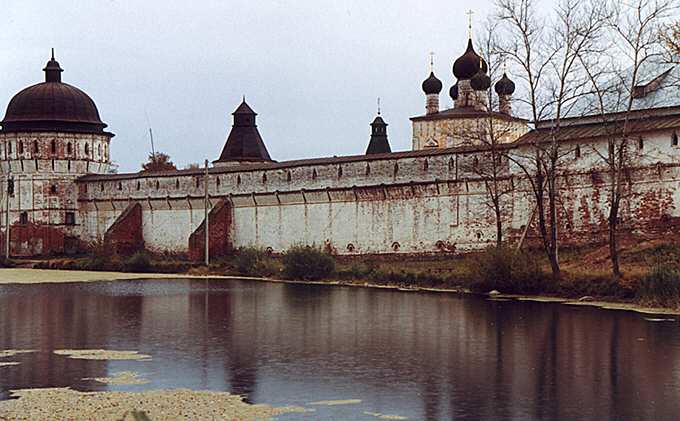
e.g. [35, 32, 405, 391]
[188, 199, 233, 262]
[104, 202, 144, 256]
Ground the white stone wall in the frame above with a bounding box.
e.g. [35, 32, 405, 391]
[75, 127, 680, 256]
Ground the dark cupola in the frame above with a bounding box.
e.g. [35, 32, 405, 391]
[214, 99, 273, 165]
[0, 50, 111, 135]
[450, 83, 459, 101]
[422, 72, 443, 95]
[494, 73, 516, 95]
[470, 58, 491, 91]
[453, 39, 488, 80]
[495, 72, 516, 115]
[366, 112, 391, 155]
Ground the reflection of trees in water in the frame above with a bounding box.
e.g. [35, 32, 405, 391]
[2, 281, 680, 419]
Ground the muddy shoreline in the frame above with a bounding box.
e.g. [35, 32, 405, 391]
[1, 268, 677, 316]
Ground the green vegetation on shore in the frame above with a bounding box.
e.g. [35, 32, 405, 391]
[19, 240, 680, 310]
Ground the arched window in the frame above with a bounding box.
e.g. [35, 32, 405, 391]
[638, 137, 644, 150]
[117, 182, 122, 191]
[286, 171, 292, 182]
[575, 144, 581, 159]
[262, 172, 267, 183]
[17, 141, 23, 155]
[672, 132, 678, 147]
[50, 185, 57, 194]
[19, 212, 28, 225]
[7, 142, 12, 154]
[85, 143, 90, 156]
[51, 139, 56, 154]
[393, 162, 399, 175]
[423, 159, 429, 171]
[136, 181, 141, 191]
[33, 140, 38, 154]
[337, 166, 343, 178]
[365, 163, 371, 176]
[176, 179, 180, 189]
[67, 142, 72, 155]
[216, 177, 221, 187]
[156, 181, 160, 190]
[312, 169, 317, 180]
[237, 175, 241, 185]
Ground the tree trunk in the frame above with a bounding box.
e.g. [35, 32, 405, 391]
[495, 205, 503, 248]
[609, 200, 622, 278]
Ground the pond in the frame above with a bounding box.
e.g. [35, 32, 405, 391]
[0, 278, 679, 420]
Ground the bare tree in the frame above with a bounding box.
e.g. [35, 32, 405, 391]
[578, 0, 677, 277]
[661, 20, 680, 57]
[494, 0, 610, 280]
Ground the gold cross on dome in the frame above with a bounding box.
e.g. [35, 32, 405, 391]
[429, 52, 435, 72]
[466, 10, 474, 39]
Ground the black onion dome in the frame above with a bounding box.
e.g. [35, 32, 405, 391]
[1, 54, 108, 135]
[470, 70, 491, 91]
[495, 73, 516, 95]
[422, 72, 443, 94]
[453, 39, 488, 80]
[449, 83, 459, 101]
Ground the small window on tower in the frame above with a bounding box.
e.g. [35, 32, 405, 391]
[17, 142, 23, 155]
[7, 142, 12, 155]
[575, 145, 581, 159]
[33, 140, 38, 154]
[19, 212, 28, 225]
[51, 140, 56, 154]
[638, 137, 644, 150]
[672, 132, 678, 147]
[50, 185, 57, 194]
[65, 212, 75, 226]
[67, 142, 72, 155]
[85, 143, 90, 156]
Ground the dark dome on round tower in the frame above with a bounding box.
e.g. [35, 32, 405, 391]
[470, 70, 491, 91]
[453, 39, 488, 80]
[422, 72, 443, 95]
[495, 73, 516, 95]
[1, 52, 109, 135]
[450, 83, 459, 101]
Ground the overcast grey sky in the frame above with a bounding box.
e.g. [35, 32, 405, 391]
[2, 0, 498, 172]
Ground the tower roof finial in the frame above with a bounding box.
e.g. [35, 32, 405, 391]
[429, 52, 435, 73]
[377, 97, 381, 115]
[466, 10, 474, 40]
[51, 48, 55, 60]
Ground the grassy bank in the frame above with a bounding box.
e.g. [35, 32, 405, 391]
[20, 240, 680, 309]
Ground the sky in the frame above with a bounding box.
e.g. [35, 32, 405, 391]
[2, 0, 498, 173]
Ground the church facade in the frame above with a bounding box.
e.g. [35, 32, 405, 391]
[1, 42, 680, 258]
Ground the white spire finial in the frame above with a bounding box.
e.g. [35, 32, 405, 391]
[466, 10, 474, 39]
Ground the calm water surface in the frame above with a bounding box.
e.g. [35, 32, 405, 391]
[0, 279, 679, 420]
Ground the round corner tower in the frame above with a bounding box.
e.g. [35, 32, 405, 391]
[0, 52, 113, 256]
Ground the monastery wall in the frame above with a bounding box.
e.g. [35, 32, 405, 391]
[75, 131, 680, 257]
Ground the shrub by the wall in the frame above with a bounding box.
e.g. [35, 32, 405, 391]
[282, 246, 335, 281]
[232, 247, 280, 277]
[123, 251, 152, 273]
[470, 247, 546, 294]
[637, 266, 680, 307]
